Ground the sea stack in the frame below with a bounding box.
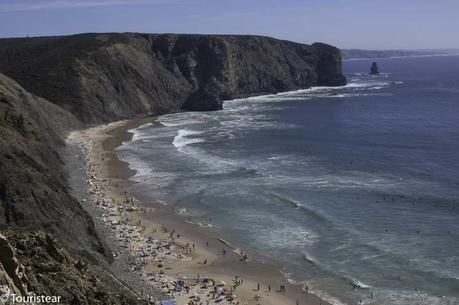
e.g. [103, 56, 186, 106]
[370, 62, 380, 75]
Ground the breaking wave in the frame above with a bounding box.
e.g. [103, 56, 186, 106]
[172, 129, 205, 149]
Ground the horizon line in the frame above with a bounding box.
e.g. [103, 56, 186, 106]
[0, 31, 458, 52]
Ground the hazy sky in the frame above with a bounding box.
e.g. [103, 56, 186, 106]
[1, 0, 458, 50]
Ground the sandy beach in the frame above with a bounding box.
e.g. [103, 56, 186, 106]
[66, 117, 331, 305]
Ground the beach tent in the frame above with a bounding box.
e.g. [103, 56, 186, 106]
[160, 300, 176, 305]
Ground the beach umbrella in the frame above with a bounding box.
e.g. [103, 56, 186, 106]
[220, 280, 226, 286]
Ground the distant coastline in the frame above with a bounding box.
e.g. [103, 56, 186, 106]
[341, 48, 459, 61]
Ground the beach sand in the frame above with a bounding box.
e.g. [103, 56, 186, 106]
[67, 117, 331, 305]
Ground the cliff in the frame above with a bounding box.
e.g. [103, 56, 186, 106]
[0, 74, 109, 256]
[0, 33, 346, 123]
[0, 74, 144, 304]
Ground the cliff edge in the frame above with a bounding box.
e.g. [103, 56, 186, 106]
[0, 33, 346, 123]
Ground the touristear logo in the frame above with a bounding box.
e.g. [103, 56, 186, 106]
[0, 286, 11, 303]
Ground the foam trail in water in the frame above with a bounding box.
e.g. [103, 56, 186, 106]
[172, 129, 205, 149]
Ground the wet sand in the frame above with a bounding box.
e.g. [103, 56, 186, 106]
[67, 117, 331, 305]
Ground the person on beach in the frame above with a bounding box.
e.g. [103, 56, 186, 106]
[257, 282, 260, 291]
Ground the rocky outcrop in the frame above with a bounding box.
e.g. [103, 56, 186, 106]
[0, 233, 29, 303]
[0, 33, 346, 123]
[0, 232, 141, 305]
[0, 74, 107, 258]
[369, 62, 379, 74]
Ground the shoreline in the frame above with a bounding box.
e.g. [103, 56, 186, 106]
[67, 116, 332, 305]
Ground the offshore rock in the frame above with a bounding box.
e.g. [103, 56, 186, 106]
[370, 62, 380, 74]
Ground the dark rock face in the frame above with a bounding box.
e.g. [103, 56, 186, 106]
[0, 74, 133, 304]
[312, 43, 347, 86]
[0, 74, 108, 258]
[370, 62, 380, 74]
[0, 232, 141, 305]
[0, 33, 346, 123]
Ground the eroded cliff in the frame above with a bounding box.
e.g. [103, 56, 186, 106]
[0, 73, 109, 259]
[0, 33, 346, 123]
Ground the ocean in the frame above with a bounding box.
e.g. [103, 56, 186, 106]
[117, 55, 459, 305]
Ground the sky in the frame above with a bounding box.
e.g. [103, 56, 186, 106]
[0, 0, 458, 50]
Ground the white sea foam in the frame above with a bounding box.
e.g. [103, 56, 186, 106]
[176, 208, 188, 215]
[158, 112, 213, 127]
[185, 220, 217, 229]
[156, 200, 168, 206]
[280, 272, 349, 305]
[172, 129, 205, 149]
[117, 154, 154, 179]
[138, 122, 153, 128]
[159, 119, 199, 127]
[225, 80, 389, 107]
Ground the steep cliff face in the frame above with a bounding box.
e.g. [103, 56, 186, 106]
[0, 74, 107, 258]
[0, 33, 346, 123]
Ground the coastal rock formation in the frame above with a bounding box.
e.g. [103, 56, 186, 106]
[0, 232, 140, 305]
[370, 62, 379, 74]
[0, 33, 346, 123]
[0, 75, 141, 303]
[0, 233, 28, 303]
[0, 74, 107, 258]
